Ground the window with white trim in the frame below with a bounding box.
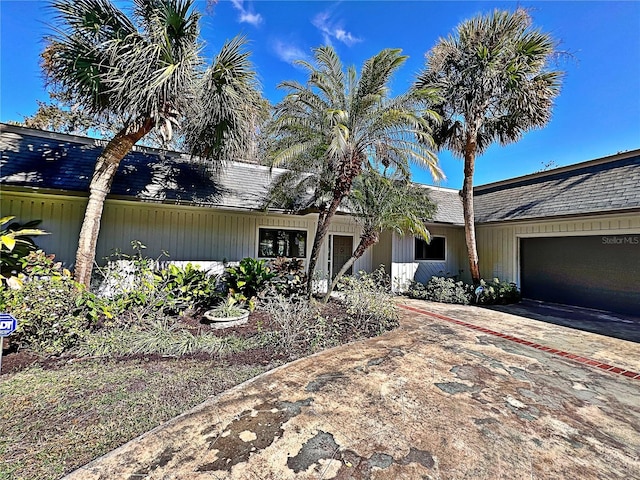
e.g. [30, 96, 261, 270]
[258, 228, 307, 258]
[415, 236, 446, 261]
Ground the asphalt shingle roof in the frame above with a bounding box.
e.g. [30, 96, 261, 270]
[473, 152, 640, 223]
[7, 124, 634, 226]
[0, 124, 466, 224]
[0, 125, 283, 211]
[417, 185, 464, 225]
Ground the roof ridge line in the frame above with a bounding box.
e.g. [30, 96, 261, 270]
[475, 148, 640, 192]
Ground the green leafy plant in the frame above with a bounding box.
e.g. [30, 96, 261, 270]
[474, 278, 521, 305]
[155, 263, 220, 314]
[264, 257, 307, 297]
[20, 250, 70, 279]
[207, 297, 248, 318]
[0, 216, 48, 288]
[407, 276, 473, 304]
[337, 268, 399, 336]
[224, 258, 275, 307]
[94, 241, 164, 309]
[15, 250, 113, 325]
[3, 277, 91, 355]
[407, 276, 520, 306]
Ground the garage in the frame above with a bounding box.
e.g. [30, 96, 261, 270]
[520, 235, 640, 315]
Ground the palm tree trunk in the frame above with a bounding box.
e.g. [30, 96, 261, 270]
[462, 136, 481, 284]
[321, 231, 378, 303]
[74, 119, 154, 286]
[305, 195, 343, 296]
[306, 160, 362, 296]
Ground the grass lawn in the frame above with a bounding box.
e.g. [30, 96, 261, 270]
[0, 358, 271, 480]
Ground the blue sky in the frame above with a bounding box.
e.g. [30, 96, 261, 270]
[1, 0, 639, 188]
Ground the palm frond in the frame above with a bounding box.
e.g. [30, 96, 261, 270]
[183, 35, 265, 164]
[415, 8, 563, 156]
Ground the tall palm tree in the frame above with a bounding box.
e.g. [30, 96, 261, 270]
[44, 0, 264, 286]
[414, 8, 563, 284]
[269, 46, 443, 295]
[321, 171, 436, 302]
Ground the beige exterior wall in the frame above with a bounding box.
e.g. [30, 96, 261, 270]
[314, 215, 373, 290]
[391, 224, 467, 291]
[371, 230, 393, 275]
[1, 190, 370, 281]
[476, 212, 640, 285]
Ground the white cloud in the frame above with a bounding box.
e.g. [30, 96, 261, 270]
[312, 9, 361, 46]
[335, 29, 358, 45]
[273, 40, 309, 65]
[231, 0, 263, 26]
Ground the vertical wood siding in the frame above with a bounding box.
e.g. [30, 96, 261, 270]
[1, 192, 86, 265]
[391, 225, 466, 291]
[477, 213, 640, 284]
[1, 191, 376, 285]
[371, 230, 392, 275]
[1, 191, 320, 268]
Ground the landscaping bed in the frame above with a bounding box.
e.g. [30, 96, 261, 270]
[0, 294, 397, 480]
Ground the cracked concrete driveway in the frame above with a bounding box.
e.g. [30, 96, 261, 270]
[66, 299, 640, 480]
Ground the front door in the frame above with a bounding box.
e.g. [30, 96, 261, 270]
[332, 235, 353, 279]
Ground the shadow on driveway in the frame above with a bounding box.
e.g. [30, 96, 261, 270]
[486, 299, 640, 343]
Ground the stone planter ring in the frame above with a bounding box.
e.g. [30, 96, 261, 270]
[203, 309, 250, 329]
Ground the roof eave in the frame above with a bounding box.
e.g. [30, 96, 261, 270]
[475, 207, 640, 226]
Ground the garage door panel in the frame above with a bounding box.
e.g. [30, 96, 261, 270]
[520, 235, 640, 315]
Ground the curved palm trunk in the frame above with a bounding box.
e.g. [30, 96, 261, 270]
[305, 195, 343, 297]
[306, 157, 363, 296]
[74, 119, 154, 286]
[462, 137, 481, 284]
[321, 230, 378, 303]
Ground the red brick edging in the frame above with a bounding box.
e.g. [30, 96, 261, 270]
[399, 304, 640, 381]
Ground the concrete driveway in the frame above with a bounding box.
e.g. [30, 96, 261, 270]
[487, 299, 640, 343]
[66, 299, 640, 480]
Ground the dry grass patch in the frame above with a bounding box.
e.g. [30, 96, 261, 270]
[0, 359, 268, 480]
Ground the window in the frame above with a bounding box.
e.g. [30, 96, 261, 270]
[258, 228, 307, 258]
[415, 236, 446, 261]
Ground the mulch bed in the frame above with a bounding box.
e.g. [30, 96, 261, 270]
[1, 299, 359, 376]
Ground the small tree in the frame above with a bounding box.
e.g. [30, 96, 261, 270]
[321, 171, 436, 302]
[415, 9, 563, 283]
[268, 46, 443, 295]
[44, 0, 264, 286]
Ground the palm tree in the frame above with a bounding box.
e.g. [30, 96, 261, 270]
[321, 171, 436, 302]
[269, 46, 443, 295]
[44, 0, 264, 286]
[414, 9, 562, 284]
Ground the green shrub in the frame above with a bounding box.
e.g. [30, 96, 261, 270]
[206, 297, 247, 318]
[3, 277, 91, 355]
[260, 295, 332, 357]
[474, 278, 521, 305]
[154, 263, 221, 314]
[407, 276, 472, 304]
[407, 276, 520, 306]
[337, 268, 399, 335]
[264, 257, 307, 297]
[224, 258, 275, 304]
[19, 250, 70, 279]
